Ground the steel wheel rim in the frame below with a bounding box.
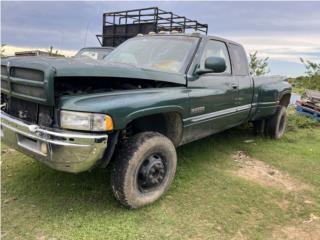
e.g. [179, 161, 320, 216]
[137, 153, 167, 193]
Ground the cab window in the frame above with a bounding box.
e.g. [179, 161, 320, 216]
[200, 40, 231, 74]
[229, 43, 249, 76]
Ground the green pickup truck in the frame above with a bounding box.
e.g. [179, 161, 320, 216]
[1, 33, 291, 208]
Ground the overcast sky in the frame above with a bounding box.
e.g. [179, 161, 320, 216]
[1, 1, 320, 77]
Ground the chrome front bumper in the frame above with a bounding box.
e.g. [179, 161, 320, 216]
[0, 111, 108, 173]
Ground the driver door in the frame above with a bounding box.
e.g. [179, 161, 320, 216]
[184, 39, 239, 142]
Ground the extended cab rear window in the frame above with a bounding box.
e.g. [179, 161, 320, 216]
[229, 44, 249, 76]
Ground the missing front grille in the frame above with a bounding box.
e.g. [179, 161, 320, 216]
[8, 98, 54, 127]
[9, 98, 38, 123]
[38, 104, 53, 126]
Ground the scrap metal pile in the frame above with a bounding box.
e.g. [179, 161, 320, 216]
[296, 90, 320, 121]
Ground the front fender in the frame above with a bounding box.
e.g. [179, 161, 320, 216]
[125, 105, 184, 126]
[59, 87, 189, 129]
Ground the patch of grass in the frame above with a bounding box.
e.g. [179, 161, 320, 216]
[1, 122, 320, 240]
[286, 106, 320, 131]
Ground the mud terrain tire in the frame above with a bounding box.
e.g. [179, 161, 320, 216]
[111, 132, 177, 208]
[266, 106, 287, 139]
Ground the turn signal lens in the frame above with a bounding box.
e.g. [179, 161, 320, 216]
[105, 115, 114, 131]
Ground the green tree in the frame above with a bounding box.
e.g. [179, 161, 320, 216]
[249, 51, 269, 76]
[300, 58, 320, 76]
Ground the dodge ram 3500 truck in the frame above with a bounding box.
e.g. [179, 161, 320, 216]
[1, 33, 291, 208]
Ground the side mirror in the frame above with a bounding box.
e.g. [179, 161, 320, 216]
[195, 57, 227, 75]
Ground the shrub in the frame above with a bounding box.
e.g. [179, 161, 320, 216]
[292, 75, 320, 92]
[293, 59, 320, 91]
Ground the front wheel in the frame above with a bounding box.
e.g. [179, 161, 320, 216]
[111, 132, 177, 208]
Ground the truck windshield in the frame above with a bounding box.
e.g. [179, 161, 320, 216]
[104, 36, 198, 73]
[74, 48, 113, 60]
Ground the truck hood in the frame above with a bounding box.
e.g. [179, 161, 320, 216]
[1, 56, 186, 106]
[3, 56, 186, 85]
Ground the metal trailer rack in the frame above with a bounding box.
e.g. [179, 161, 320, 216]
[96, 7, 208, 47]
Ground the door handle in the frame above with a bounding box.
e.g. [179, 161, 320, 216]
[231, 83, 238, 89]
